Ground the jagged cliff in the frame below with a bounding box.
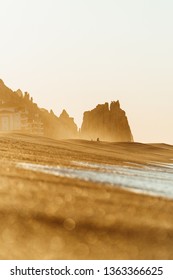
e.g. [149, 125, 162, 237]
[80, 101, 133, 142]
[0, 79, 78, 139]
[0, 79, 133, 142]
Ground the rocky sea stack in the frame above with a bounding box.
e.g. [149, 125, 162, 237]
[81, 101, 133, 142]
[0, 79, 133, 141]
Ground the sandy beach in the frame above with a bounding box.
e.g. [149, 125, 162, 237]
[0, 133, 173, 259]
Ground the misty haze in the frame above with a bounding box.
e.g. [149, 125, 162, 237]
[0, 80, 173, 259]
[0, 0, 173, 261]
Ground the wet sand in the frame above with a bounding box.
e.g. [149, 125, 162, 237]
[0, 133, 173, 259]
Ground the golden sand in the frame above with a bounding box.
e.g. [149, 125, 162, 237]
[0, 133, 173, 259]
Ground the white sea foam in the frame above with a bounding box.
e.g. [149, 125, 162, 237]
[148, 161, 173, 169]
[17, 161, 173, 199]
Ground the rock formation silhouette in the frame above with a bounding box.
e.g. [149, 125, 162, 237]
[0, 79, 133, 141]
[59, 109, 78, 138]
[0, 79, 77, 139]
[81, 101, 133, 142]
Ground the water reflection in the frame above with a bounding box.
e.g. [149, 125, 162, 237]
[17, 161, 173, 199]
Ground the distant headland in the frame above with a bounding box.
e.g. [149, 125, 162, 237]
[0, 79, 133, 142]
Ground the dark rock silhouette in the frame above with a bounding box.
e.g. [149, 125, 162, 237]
[81, 101, 133, 142]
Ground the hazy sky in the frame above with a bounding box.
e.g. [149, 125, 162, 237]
[1, 0, 173, 143]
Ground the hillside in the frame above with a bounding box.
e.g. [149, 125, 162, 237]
[0, 79, 133, 142]
[0, 79, 78, 139]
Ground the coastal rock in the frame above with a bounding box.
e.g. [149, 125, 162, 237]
[40, 109, 78, 139]
[80, 101, 133, 142]
[59, 109, 78, 138]
[0, 79, 133, 141]
[0, 79, 78, 139]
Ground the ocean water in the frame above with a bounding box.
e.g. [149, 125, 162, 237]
[17, 161, 173, 199]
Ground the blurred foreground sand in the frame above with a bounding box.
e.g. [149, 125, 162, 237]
[0, 133, 173, 259]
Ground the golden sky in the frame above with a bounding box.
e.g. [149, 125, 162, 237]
[1, 0, 173, 143]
